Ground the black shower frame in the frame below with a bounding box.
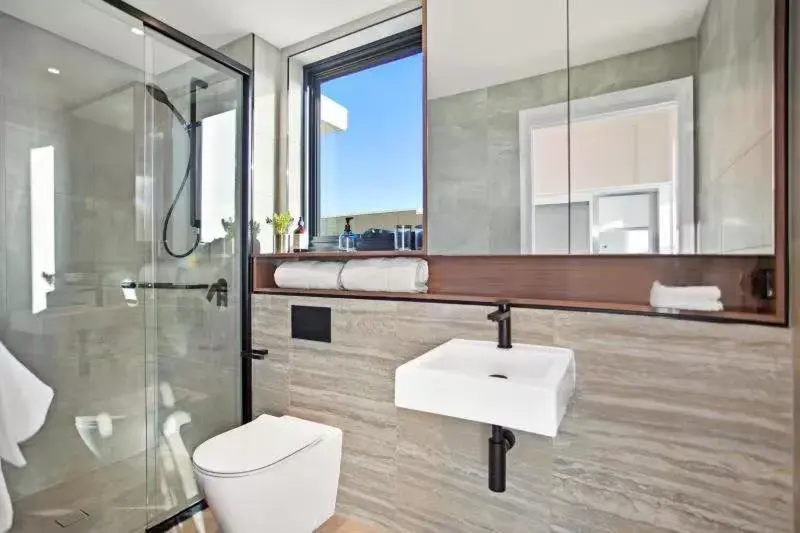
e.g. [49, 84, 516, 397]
[98, 1, 255, 531]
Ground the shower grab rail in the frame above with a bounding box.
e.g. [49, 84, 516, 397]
[121, 278, 228, 308]
[120, 281, 210, 290]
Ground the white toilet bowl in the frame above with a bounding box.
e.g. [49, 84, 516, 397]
[193, 414, 342, 533]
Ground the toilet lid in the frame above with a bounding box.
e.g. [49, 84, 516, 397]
[193, 415, 325, 475]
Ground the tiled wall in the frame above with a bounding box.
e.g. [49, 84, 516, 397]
[252, 294, 793, 533]
[427, 39, 696, 254]
[696, 0, 775, 253]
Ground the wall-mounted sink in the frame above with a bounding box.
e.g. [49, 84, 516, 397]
[395, 339, 575, 437]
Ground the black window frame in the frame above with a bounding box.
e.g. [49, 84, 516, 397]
[303, 26, 423, 239]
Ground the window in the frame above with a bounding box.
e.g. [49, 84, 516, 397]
[304, 27, 423, 239]
[200, 109, 237, 243]
[30, 145, 55, 314]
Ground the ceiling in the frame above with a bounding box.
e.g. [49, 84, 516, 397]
[2, 0, 714, 106]
[428, 0, 711, 99]
[125, 0, 410, 49]
[0, 10, 140, 110]
[0, 0, 412, 79]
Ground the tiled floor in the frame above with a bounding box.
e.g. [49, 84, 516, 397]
[9, 453, 151, 533]
[166, 509, 375, 533]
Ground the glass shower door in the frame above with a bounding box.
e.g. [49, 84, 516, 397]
[0, 2, 247, 530]
[141, 27, 246, 526]
[0, 2, 150, 532]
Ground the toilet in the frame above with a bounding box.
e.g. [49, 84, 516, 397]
[192, 414, 343, 533]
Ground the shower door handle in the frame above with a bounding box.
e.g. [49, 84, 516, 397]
[242, 349, 268, 360]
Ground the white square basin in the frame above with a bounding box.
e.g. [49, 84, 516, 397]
[395, 339, 575, 437]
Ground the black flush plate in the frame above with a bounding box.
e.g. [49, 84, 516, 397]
[291, 305, 332, 343]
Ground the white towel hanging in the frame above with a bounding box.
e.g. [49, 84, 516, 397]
[0, 341, 54, 532]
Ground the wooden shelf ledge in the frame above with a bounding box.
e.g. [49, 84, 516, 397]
[252, 287, 780, 325]
[251, 254, 781, 325]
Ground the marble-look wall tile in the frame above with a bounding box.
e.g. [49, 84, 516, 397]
[397, 410, 552, 533]
[552, 312, 793, 533]
[252, 295, 794, 532]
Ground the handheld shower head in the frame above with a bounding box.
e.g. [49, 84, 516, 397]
[150, 77, 209, 259]
[146, 83, 187, 126]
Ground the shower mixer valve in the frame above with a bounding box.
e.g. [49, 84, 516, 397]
[206, 278, 228, 308]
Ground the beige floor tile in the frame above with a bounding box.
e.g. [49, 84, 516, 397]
[167, 509, 375, 533]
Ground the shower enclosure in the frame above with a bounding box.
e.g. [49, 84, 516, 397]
[0, 0, 251, 531]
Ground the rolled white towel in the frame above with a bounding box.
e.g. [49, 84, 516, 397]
[650, 281, 723, 312]
[274, 261, 345, 290]
[650, 281, 721, 301]
[340, 258, 429, 293]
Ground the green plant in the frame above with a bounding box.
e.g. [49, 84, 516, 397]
[266, 212, 294, 234]
[249, 220, 261, 238]
[221, 217, 235, 239]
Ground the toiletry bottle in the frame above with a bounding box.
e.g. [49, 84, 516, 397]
[338, 216, 356, 252]
[293, 217, 308, 252]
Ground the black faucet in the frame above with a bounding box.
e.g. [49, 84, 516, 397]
[487, 301, 512, 349]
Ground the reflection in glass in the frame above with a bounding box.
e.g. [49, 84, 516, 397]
[200, 110, 237, 244]
[29, 146, 55, 314]
[426, 0, 776, 256]
[1, 2, 246, 532]
[525, 80, 690, 254]
[568, 0, 775, 256]
[426, 0, 569, 254]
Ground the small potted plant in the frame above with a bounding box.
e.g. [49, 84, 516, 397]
[266, 212, 294, 253]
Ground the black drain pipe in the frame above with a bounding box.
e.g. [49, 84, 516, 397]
[488, 425, 516, 492]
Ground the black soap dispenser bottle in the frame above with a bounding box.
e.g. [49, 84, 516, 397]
[338, 216, 356, 252]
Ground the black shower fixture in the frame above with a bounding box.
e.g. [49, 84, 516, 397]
[147, 77, 208, 258]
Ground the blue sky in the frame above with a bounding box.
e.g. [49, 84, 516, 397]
[320, 53, 423, 218]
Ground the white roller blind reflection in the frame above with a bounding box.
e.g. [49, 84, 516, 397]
[30, 145, 55, 314]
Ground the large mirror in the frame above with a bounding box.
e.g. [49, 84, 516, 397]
[426, 0, 779, 255]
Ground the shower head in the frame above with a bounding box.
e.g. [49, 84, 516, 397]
[146, 83, 187, 126]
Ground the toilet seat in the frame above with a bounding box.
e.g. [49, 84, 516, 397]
[193, 415, 327, 478]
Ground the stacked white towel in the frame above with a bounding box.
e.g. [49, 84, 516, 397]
[649, 281, 723, 311]
[0, 341, 54, 533]
[274, 261, 345, 290]
[340, 258, 429, 293]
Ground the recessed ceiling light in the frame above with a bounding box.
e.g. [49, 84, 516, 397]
[47, 67, 60, 75]
[131, 27, 144, 36]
